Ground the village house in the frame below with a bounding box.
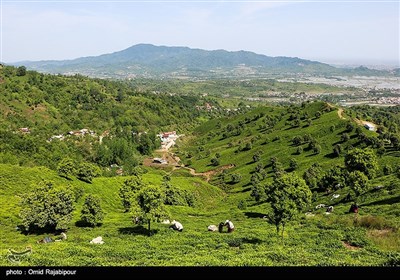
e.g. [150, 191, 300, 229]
[153, 158, 168, 164]
[364, 123, 375, 131]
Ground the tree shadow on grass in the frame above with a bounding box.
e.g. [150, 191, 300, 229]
[241, 187, 251, 193]
[361, 195, 400, 207]
[324, 152, 338, 159]
[75, 220, 103, 228]
[226, 237, 264, 247]
[243, 212, 265, 219]
[17, 225, 61, 236]
[118, 226, 159, 236]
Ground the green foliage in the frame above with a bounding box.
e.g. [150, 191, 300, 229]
[333, 144, 342, 157]
[57, 158, 76, 179]
[345, 148, 379, 179]
[319, 165, 347, 192]
[231, 173, 242, 183]
[76, 162, 101, 183]
[289, 158, 298, 171]
[343, 228, 370, 247]
[211, 157, 220, 166]
[347, 170, 369, 199]
[80, 194, 104, 227]
[237, 199, 247, 210]
[20, 181, 75, 232]
[16, 66, 27, 77]
[130, 185, 170, 235]
[303, 163, 323, 189]
[164, 182, 196, 207]
[265, 173, 312, 236]
[119, 175, 147, 212]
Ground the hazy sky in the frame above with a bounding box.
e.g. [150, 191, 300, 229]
[1, 0, 399, 66]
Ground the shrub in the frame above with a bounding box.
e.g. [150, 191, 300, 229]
[237, 199, 247, 210]
[80, 194, 104, 227]
[343, 228, 370, 247]
[20, 181, 75, 232]
[164, 184, 196, 207]
[355, 215, 388, 230]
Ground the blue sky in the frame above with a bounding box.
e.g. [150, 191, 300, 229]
[1, 0, 399, 66]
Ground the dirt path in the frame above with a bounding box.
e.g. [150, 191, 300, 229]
[181, 164, 235, 182]
[327, 103, 378, 130]
[144, 148, 235, 182]
[326, 102, 346, 120]
[337, 108, 346, 120]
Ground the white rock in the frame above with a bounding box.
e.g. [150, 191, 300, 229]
[90, 236, 104, 244]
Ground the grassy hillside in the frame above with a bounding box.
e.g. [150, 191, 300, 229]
[1, 163, 399, 266]
[1, 67, 399, 267]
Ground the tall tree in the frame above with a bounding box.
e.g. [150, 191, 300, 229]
[347, 171, 369, 202]
[265, 173, 312, 238]
[119, 175, 146, 212]
[80, 194, 104, 227]
[130, 185, 169, 236]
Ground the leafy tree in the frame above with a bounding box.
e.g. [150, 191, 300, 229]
[162, 173, 171, 182]
[163, 179, 196, 207]
[119, 175, 146, 212]
[80, 194, 104, 227]
[20, 181, 75, 232]
[57, 158, 76, 179]
[243, 142, 252, 151]
[130, 185, 170, 236]
[292, 135, 303, 146]
[346, 122, 355, 132]
[16, 66, 27, 76]
[251, 182, 266, 202]
[231, 173, 242, 183]
[333, 144, 342, 157]
[296, 146, 303, 155]
[76, 162, 101, 183]
[252, 153, 261, 162]
[289, 158, 298, 171]
[383, 164, 393, 175]
[137, 133, 154, 155]
[347, 171, 369, 202]
[313, 144, 321, 154]
[341, 133, 350, 142]
[344, 148, 379, 179]
[265, 173, 312, 238]
[255, 162, 264, 173]
[303, 163, 323, 189]
[319, 165, 347, 192]
[211, 157, 220, 166]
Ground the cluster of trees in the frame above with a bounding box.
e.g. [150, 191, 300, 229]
[20, 181, 104, 232]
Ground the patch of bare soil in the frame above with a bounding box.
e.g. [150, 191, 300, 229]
[342, 241, 361, 251]
[367, 229, 392, 238]
[337, 108, 346, 120]
[184, 164, 235, 182]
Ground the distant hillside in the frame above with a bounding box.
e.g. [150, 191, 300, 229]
[13, 44, 391, 79]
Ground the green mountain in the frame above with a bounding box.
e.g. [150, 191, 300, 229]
[13, 44, 390, 79]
